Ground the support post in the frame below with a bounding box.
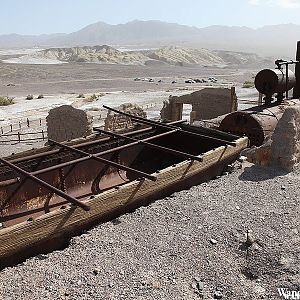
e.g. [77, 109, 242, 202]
[293, 41, 300, 99]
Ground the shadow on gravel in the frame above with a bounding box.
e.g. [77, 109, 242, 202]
[239, 165, 288, 182]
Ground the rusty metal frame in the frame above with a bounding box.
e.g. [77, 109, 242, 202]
[0, 157, 90, 211]
[93, 127, 203, 162]
[9, 120, 186, 165]
[48, 139, 157, 182]
[103, 105, 237, 146]
[0, 128, 183, 188]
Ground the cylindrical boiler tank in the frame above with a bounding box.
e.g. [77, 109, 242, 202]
[219, 104, 286, 146]
[255, 68, 296, 97]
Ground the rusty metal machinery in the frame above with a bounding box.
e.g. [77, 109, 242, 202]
[219, 103, 286, 146]
[255, 68, 295, 103]
[219, 42, 300, 146]
[255, 59, 298, 104]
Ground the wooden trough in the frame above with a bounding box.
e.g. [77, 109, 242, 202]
[0, 106, 248, 267]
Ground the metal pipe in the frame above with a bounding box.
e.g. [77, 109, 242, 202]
[32, 156, 90, 176]
[103, 105, 237, 146]
[0, 158, 90, 211]
[48, 139, 157, 182]
[94, 128, 203, 162]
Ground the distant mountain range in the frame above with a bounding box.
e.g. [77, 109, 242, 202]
[0, 20, 299, 58]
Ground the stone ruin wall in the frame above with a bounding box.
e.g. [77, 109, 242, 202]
[46, 104, 147, 143]
[47, 105, 92, 142]
[160, 87, 237, 122]
[104, 103, 146, 131]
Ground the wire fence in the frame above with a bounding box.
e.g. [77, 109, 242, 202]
[0, 130, 47, 144]
[0, 118, 46, 135]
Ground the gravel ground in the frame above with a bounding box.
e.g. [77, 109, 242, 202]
[0, 162, 299, 300]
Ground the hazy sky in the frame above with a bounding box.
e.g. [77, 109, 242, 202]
[1, 0, 300, 35]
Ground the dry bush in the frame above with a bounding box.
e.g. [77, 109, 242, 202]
[0, 96, 14, 106]
[242, 81, 254, 88]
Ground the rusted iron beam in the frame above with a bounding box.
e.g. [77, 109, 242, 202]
[0, 129, 179, 185]
[93, 128, 203, 162]
[48, 139, 157, 182]
[7, 120, 186, 165]
[94, 128, 180, 157]
[30, 131, 180, 176]
[0, 177, 21, 187]
[0, 157, 90, 211]
[103, 105, 237, 147]
[32, 156, 90, 176]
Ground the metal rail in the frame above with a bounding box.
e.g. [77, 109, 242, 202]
[48, 139, 157, 182]
[0, 157, 90, 211]
[103, 105, 237, 147]
[93, 128, 203, 162]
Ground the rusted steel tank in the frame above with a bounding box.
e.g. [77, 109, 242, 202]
[219, 104, 287, 146]
[255, 69, 296, 98]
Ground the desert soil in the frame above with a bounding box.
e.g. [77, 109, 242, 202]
[0, 162, 299, 299]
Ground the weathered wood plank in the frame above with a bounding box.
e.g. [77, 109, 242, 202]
[0, 137, 248, 259]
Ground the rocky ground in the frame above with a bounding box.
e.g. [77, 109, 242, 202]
[0, 162, 299, 300]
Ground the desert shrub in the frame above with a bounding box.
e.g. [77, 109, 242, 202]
[26, 94, 34, 100]
[86, 94, 98, 102]
[88, 107, 100, 111]
[37, 94, 44, 99]
[77, 94, 85, 98]
[242, 81, 254, 88]
[0, 96, 14, 106]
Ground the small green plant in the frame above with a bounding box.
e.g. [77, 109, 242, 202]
[242, 81, 255, 88]
[0, 96, 14, 106]
[26, 94, 34, 100]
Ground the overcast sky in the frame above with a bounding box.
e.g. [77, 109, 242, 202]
[1, 0, 300, 35]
